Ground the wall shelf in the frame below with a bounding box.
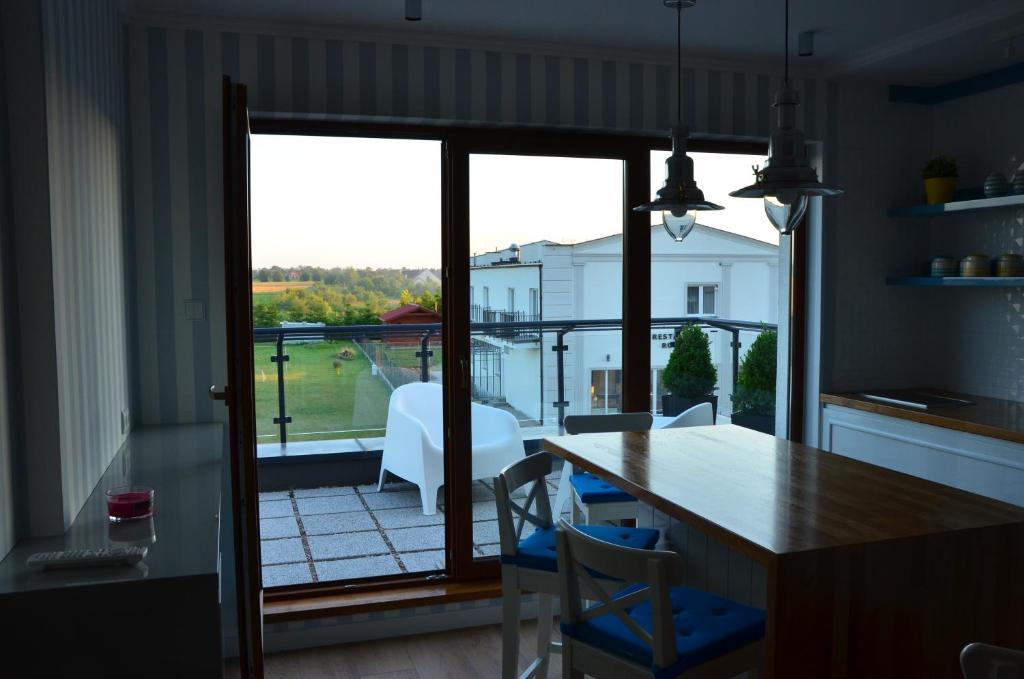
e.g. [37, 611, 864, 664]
[888, 193, 1024, 218]
[887, 276, 1024, 287]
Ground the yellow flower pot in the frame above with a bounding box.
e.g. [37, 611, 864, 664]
[924, 177, 956, 205]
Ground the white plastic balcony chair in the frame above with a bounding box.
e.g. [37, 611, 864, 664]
[659, 402, 714, 428]
[564, 413, 653, 527]
[961, 643, 1024, 678]
[377, 382, 525, 515]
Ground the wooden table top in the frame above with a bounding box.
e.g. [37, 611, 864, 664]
[543, 425, 1024, 562]
[821, 391, 1024, 445]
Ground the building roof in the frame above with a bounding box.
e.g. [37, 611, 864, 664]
[378, 303, 441, 323]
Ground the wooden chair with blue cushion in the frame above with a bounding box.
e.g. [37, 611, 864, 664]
[563, 413, 653, 526]
[555, 519, 765, 679]
[496, 453, 661, 679]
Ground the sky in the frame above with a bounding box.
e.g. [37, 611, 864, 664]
[250, 134, 777, 270]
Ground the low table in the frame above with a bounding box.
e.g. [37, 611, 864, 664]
[544, 425, 1024, 679]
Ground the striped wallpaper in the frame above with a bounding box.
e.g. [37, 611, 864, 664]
[125, 19, 838, 425]
[41, 0, 131, 528]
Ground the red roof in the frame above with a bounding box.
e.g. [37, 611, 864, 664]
[378, 303, 441, 323]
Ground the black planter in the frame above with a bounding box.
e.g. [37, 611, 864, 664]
[661, 394, 718, 421]
[731, 411, 775, 435]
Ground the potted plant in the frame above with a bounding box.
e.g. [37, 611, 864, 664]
[730, 327, 777, 435]
[922, 155, 957, 205]
[661, 324, 718, 419]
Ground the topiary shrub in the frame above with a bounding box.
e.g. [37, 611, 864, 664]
[922, 155, 957, 179]
[732, 327, 777, 416]
[662, 324, 717, 398]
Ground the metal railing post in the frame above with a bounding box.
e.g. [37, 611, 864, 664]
[416, 330, 435, 383]
[552, 329, 569, 426]
[271, 333, 292, 443]
[731, 328, 741, 396]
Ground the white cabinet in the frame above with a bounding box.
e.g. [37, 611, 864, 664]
[821, 404, 1024, 507]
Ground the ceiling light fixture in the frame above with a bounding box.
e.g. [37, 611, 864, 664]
[633, 0, 722, 243]
[729, 0, 842, 235]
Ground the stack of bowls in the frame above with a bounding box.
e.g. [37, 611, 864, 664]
[1012, 171, 1024, 195]
[997, 253, 1024, 277]
[984, 172, 1009, 198]
[930, 257, 958, 277]
[960, 254, 991, 277]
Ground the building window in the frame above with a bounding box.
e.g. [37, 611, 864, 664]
[470, 286, 475, 308]
[529, 288, 540, 317]
[590, 369, 623, 414]
[482, 286, 490, 308]
[507, 287, 515, 313]
[686, 284, 718, 316]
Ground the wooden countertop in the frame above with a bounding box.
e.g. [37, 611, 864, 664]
[543, 425, 1024, 562]
[820, 391, 1024, 445]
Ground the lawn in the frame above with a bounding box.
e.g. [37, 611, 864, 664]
[253, 339, 394, 443]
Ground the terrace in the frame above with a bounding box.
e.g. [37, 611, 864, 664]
[256, 316, 775, 587]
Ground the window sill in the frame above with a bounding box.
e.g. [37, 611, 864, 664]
[263, 578, 503, 623]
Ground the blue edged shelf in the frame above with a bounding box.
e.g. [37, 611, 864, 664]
[887, 276, 1024, 287]
[888, 192, 1024, 218]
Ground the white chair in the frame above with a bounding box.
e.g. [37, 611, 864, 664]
[659, 402, 714, 428]
[496, 453, 660, 679]
[555, 519, 765, 679]
[564, 413, 653, 527]
[961, 643, 1024, 678]
[377, 382, 525, 515]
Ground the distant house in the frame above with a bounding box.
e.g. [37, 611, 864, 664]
[379, 303, 442, 346]
[286, 270, 300, 281]
[407, 269, 441, 287]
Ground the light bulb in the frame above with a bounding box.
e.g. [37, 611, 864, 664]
[662, 208, 697, 242]
[764, 194, 808, 235]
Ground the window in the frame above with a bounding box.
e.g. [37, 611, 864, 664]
[529, 288, 540, 317]
[470, 286, 475, 307]
[686, 284, 718, 316]
[507, 287, 515, 313]
[482, 286, 490, 308]
[590, 369, 623, 414]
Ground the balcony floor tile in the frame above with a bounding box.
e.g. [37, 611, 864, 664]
[293, 486, 357, 498]
[308, 530, 390, 560]
[362, 489, 427, 511]
[399, 550, 446, 573]
[259, 499, 295, 519]
[260, 516, 300, 540]
[385, 525, 445, 552]
[262, 563, 313, 587]
[374, 506, 446, 529]
[261, 537, 307, 565]
[295, 494, 364, 515]
[301, 511, 376, 536]
[315, 555, 401, 581]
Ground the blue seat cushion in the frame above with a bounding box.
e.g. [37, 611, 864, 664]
[500, 524, 659, 573]
[570, 472, 635, 504]
[560, 585, 765, 679]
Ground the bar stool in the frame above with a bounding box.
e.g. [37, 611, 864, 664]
[496, 453, 660, 679]
[555, 519, 765, 679]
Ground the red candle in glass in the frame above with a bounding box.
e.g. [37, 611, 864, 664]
[106, 486, 154, 522]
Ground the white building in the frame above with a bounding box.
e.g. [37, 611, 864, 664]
[469, 225, 778, 425]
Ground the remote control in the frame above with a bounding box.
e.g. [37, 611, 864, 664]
[26, 546, 148, 571]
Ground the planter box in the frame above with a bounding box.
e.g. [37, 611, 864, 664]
[732, 411, 775, 435]
[662, 394, 718, 421]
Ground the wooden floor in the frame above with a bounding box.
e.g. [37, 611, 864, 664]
[225, 621, 563, 678]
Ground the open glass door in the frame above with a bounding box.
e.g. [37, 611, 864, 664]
[220, 77, 264, 679]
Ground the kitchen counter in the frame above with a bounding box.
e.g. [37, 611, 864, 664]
[820, 390, 1024, 445]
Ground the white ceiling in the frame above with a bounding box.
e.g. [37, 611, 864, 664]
[128, 0, 1024, 86]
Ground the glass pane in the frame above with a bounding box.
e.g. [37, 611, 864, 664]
[650, 150, 782, 432]
[470, 153, 624, 559]
[251, 134, 445, 587]
[703, 286, 716, 316]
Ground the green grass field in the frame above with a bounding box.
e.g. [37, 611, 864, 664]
[253, 340, 393, 443]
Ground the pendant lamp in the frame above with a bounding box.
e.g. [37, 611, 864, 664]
[634, 0, 722, 243]
[729, 0, 842, 235]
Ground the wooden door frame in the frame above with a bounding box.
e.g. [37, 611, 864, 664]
[239, 117, 791, 605]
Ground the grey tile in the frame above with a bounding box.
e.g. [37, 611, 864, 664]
[261, 538, 306, 565]
[471, 482, 496, 502]
[476, 543, 501, 557]
[295, 495, 364, 515]
[259, 500, 294, 519]
[374, 506, 445, 529]
[308, 531, 390, 560]
[262, 562, 312, 587]
[361, 489, 427, 511]
[260, 516, 299, 539]
[301, 511, 376, 536]
[472, 520, 500, 545]
[315, 555, 401, 581]
[400, 550, 446, 573]
[386, 525, 445, 551]
[368, 481, 417, 493]
[259, 491, 291, 501]
[293, 486, 357, 498]
[472, 501, 498, 521]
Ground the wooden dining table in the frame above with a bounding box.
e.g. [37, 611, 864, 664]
[544, 424, 1024, 679]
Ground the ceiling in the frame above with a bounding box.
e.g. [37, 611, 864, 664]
[128, 0, 1024, 86]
